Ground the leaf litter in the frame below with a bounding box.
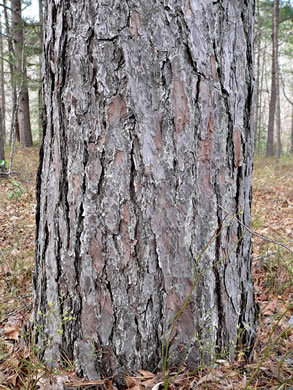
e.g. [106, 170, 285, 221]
[0, 149, 292, 389]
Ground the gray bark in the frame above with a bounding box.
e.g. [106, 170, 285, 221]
[33, 0, 258, 384]
[11, 0, 33, 147]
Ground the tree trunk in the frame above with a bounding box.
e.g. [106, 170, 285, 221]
[0, 15, 5, 163]
[33, 0, 258, 384]
[254, 0, 261, 152]
[258, 44, 266, 153]
[291, 106, 293, 155]
[38, 0, 43, 140]
[11, 0, 33, 147]
[0, 15, 5, 144]
[3, 0, 20, 143]
[275, 65, 281, 160]
[0, 107, 4, 163]
[266, 0, 279, 157]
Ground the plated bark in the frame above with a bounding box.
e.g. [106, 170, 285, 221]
[33, 0, 257, 382]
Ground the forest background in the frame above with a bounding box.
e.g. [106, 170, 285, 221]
[0, 0, 292, 389]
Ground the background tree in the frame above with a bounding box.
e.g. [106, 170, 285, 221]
[291, 107, 293, 154]
[254, 0, 293, 155]
[11, 0, 32, 147]
[266, 0, 279, 157]
[37, 0, 43, 139]
[2, 0, 20, 143]
[33, 0, 258, 383]
[0, 13, 5, 163]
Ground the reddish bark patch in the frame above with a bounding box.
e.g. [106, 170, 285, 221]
[199, 114, 214, 161]
[129, 11, 140, 37]
[107, 96, 127, 125]
[202, 173, 211, 194]
[210, 55, 217, 80]
[233, 128, 242, 167]
[173, 80, 190, 135]
[198, 115, 215, 196]
[166, 291, 182, 313]
[114, 150, 124, 168]
[184, 0, 192, 17]
[89, 232, 105, 274]
[81, 300, 98, 337]
[153, 119, 162, 153]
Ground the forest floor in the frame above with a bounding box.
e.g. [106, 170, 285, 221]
[0, 146, 292, 389]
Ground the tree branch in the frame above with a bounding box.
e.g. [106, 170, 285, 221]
[279, 68, 293, 106]
[219, 205, 293, 254]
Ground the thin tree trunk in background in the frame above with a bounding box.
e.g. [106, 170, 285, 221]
[38, 0, 43, 140]
[0, 107, 4, 163]
[291, 106, 293, 155]
[0, 15, 6, 144]
[258, 45, 266, 152]
[3, 0, 20, 143]
[0, 15, 5, 163]
[275, 66, 281, 160]
[11, 0, 33, 147]
[255, 0, 261, 152]
[266, 0, 279, 157]
[33, 1, 258, 384]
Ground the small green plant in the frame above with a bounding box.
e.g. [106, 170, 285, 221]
[260, 246, 293, 294]
[8, 179, 24, 200]
[243, 306, 292, 390]
[0, 159, 8, 169]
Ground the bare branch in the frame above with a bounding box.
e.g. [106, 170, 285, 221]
[219, 205, 293, 254]
[279, 68, 293, 106]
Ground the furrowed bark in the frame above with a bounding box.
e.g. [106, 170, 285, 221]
[33, 0, 258, 384]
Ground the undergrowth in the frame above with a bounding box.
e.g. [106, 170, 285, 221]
[0, 148, 292, 389]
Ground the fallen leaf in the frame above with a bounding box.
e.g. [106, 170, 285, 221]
[3, 325, 20, 341]
[138, 369, 155, 377]
[263, 296, 278, 315]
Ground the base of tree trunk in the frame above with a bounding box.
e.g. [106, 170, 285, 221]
[33, 0, 258, 384]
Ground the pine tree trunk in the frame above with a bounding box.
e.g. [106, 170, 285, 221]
[291, 106, 293, 154]
[258, 45, 266, 153]
[3, 0, 20, 143]
[255, 0, 261, 152]
[0, 15, 5, 145]
[0, 15, 5, 163]
[266, 0, 279, 157]
[275, 66, 281, 160]
[11, 0, 33, 147]
[33, 1, 258, 384]
[38, 0, 43, 140]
